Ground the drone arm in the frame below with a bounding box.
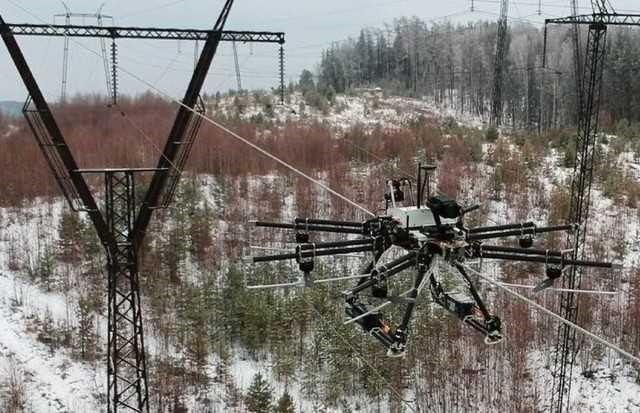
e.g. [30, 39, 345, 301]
[468, 221, 535, 234]
[290, 238, 374, 250]
[345, 252, 417, 296]
[293, 217, 364, 228]
[254, 221, 365, 235]
[252, 244, 373, 262]
[461, 204, 480, 215]
[480, 245, 562, 256]
[478, 251, 613, 268]
[466, 223, 574, 241]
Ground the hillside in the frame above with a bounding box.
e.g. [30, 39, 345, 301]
[0, 92, 639, 412]
[0, 101, 22, 117]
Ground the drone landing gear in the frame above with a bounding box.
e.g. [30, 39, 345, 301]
[344, 254, 432, 357]
[464, 315, 503, 345]
[429, 264, 504, 344]
[345, 299, 406, 357]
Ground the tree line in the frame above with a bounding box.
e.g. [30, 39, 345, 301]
[312, 18, 640, 130]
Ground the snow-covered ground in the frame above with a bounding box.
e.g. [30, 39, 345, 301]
[0, 271, 104, 412]
[1, 93, 639, 412]
[211, 91, 485, 131]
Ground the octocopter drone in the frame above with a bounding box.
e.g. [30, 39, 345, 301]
[248, 165, 613, 357]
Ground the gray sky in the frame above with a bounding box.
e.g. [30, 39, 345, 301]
[1, 0, 638, 101]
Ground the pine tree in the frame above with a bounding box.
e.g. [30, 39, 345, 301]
[245, 373, 273, 413]
[299, 69, 315, 95]
[75, 292, 97, 360]
[275, 391, 295, 413]
[57, 209, 85, 263]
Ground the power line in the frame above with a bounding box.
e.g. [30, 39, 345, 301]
[5, 0, 376, 217]
[43, 6, 417, 405]
[117, 0, 187, 20]
[463, 264, 640, 365]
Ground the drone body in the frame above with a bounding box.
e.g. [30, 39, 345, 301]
[250, 165, 613, 357]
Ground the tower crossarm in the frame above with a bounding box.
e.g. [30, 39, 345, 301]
[6, 22, 285, 44]
[545, 13, 640, 26]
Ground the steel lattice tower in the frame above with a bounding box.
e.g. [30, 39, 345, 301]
[544, 1, 640, 410]
[105, 170, 148, 411]
[0, 1, 244, 409]
[490, 0, 509, 127]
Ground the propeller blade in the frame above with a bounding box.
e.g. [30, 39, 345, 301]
[315, 274, 371, 284]
[386, 296, 417, 304]
[247, 281, 303, 289]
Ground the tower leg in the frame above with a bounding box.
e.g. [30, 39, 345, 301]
[106, 171, 149, 413]
[279, 45, 285, 104]
[551, 21, 607, 413]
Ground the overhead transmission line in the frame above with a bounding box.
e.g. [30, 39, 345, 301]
[119, 38, 640, 372]
[111, 49, 640, 368]
[117, 0, 187, 20]
[7, 0, 639, 394]
[464, 265, 640, 365]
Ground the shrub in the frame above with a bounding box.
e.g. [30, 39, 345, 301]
[485, 126, 499, 142]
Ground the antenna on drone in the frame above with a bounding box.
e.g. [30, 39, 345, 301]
[416, 163, 436, 209]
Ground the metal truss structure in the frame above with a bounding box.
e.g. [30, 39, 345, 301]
[0, 0, 237, 410]
[490, 0, 509, 127]
[6, 23, 285, 43]
[6, 22, 286, 103]
[544, 1, 640, 410]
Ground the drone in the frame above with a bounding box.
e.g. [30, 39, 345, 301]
[248, 164, 613, 357]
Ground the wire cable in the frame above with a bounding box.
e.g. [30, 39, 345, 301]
[117, 0, 187, 21]
[463, 264, 640, 365]
[5, 0, 375, 217]
[167, 104, 376, 217]
[114, 107, 182, 174]
[479, 278, 620, 295]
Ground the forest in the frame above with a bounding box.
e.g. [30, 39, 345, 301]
[312, 18, 640, 130]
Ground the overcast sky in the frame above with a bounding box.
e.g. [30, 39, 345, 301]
[1, 0, 638, 101]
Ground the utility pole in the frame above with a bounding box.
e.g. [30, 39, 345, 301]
[279, 44, 285, 104]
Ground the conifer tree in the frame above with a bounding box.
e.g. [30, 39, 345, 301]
[275, 391, 295, 413]
[245, 373, 273, 413]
